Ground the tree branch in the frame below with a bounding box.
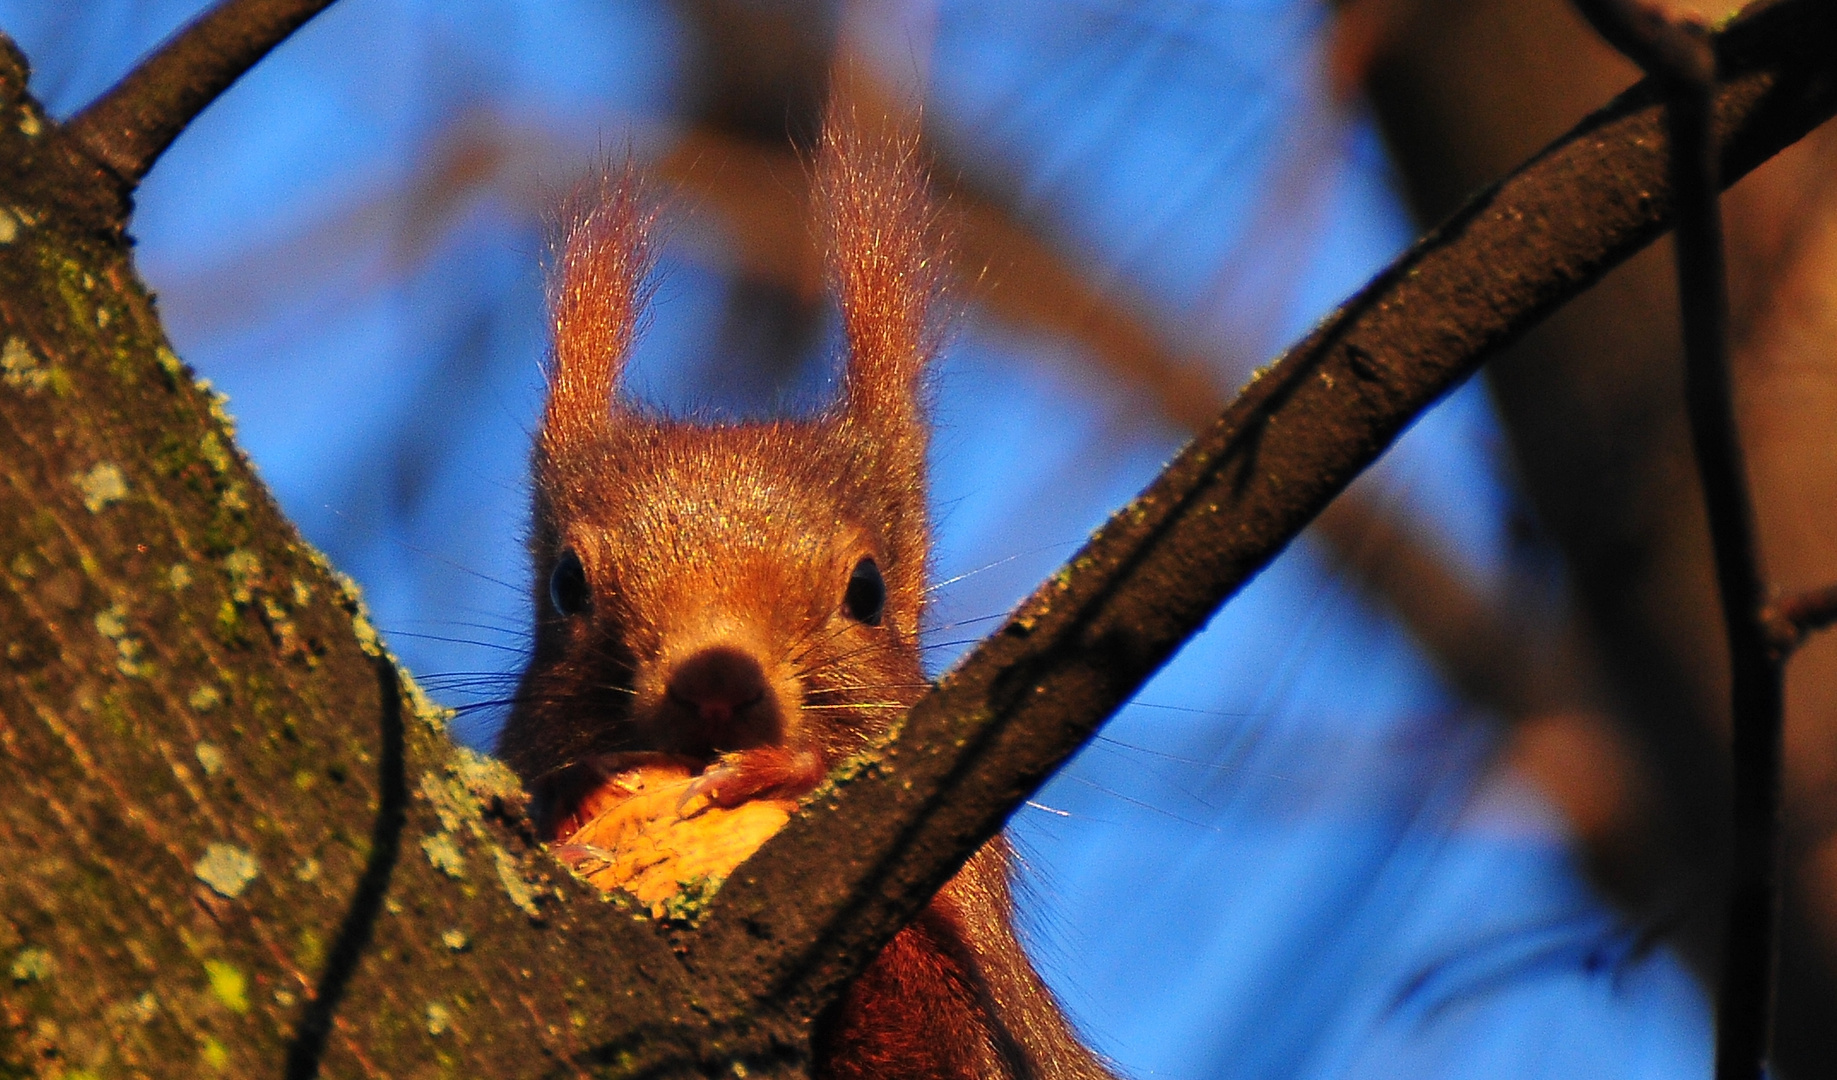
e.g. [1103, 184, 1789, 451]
[1, 35, 767, 1076]
[1572, 0, 1717, 88]
[63, 0, 339, 188]
[944, 172, 1600, 724]
[648, 126, 1599, 727]
[695, 0, 1837, 1024]
[1571, 4, 1781, 1078]
[1764, 584, 1837, 656]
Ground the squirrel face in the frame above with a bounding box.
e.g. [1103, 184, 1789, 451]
[506, 417, 927, 821]
[498, 117, 942, 830]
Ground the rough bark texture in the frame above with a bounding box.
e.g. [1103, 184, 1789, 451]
[0, 36, 789, 1080]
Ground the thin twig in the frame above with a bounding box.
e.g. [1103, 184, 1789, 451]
[63, 0, 340, 188]
[696, 0, 1837, 1021]
[1763, 584, 1837, 655]
[1570, 3, 1779, 1078]
[1573, 0, 1717, 86]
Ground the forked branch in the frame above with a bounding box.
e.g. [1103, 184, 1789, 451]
[64, 0, 339, 187]
[696, 0, 1837, 1026]
[1572, 4, 1780, 1079]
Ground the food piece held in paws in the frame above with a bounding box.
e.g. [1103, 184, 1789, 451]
[547, 758, 796, 918]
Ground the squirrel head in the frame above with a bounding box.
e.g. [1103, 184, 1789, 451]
[498, 113, 945, 817]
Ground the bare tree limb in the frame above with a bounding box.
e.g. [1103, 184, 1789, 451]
[63, 0, 339, 189]
[694, 0, 1837, 1024]
[1571, 4, 1780, 1077]
[947, 172, 1602, 724]
[654, 126, 1602, 728]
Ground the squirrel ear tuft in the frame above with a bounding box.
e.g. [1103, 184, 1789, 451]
[819, 105, 945, 469]
[543, 162, 656, 457]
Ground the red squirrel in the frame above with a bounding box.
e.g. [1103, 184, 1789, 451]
[494, 113, 1114, 1080]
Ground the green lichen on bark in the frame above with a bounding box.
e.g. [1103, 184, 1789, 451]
[0, 30, 737, 1080]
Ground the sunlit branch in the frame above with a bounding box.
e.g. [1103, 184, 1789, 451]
[696, 0, 1837, 1024]
[64, 0, 340, 189]
[655, 127, 1598, 732]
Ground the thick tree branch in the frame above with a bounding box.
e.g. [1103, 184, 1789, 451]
[947, 177, 1600, 723]
[0, 36, 780, 1078]
[649, 127, 1598, 726]
[1572, 4, 1781, 1077]
[696, 0, 1837, 1023]
[63, 0, 339, 188]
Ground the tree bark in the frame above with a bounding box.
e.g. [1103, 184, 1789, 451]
[0, 35, 784, 1080]
[1354, 0, 1837, 1070]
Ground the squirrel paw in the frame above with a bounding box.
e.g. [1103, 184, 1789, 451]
[682, 745, 825, 813]
[534, 751, 701, 840]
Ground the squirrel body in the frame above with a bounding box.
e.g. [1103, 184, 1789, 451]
[497, 115, 1111, 1080]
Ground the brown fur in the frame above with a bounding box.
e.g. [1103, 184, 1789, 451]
[498, 110, 1112, 1080]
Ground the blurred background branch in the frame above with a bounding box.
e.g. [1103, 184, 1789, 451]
[1350, 0, 1837, 1073]
[1568, 3, 1776, 1076]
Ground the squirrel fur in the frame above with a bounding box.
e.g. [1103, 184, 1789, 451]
[496, 111, 1113, 1080]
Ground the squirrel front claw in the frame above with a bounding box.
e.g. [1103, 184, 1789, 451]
[680, 745, 826, 814]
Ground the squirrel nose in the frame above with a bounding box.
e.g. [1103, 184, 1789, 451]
[666, 645, 771, 732]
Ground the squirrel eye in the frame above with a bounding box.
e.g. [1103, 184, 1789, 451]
[843, 557, 886, 626]
[548, 548, 591, 618]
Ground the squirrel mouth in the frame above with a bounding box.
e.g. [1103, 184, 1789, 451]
[530, 740, 825, 844]
[529, 751, 705, 842]
[527, 647, 815, 843]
